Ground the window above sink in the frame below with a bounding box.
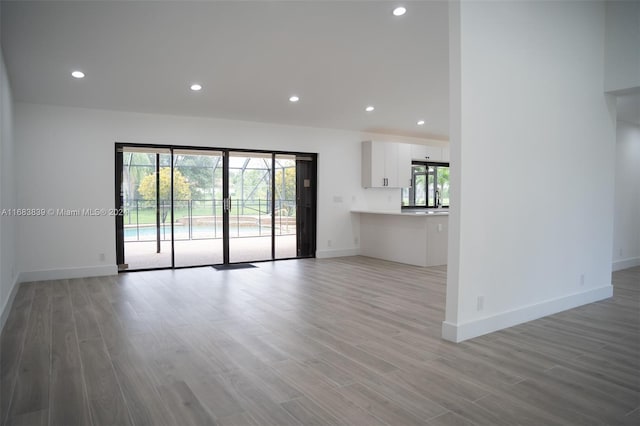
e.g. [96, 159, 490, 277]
[402, 161, 450, 208]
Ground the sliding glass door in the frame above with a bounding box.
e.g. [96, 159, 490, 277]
[115, 144, 316, 271]
[274, 154, 298, 259]
[117, 147, 173, 270]
[227, 152, 274, 263]
[172, 150, 224, 267]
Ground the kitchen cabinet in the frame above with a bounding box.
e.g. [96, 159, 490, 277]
[397, 143, 411, 188]
[362, 141, 412, 188]
[410, 144, 443, 162]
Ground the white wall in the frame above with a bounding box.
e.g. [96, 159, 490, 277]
[0, 50, 19, 329]
[613, 119, 640, 270]
[604, 0, 640, 93]
[444, 0, 616, 342]
[14, 102, 437, 278]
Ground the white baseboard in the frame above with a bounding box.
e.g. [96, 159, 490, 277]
[316, 248, 360, 259]
[612, 257, 640, 271]
[441, 284, 613, 343]
[0, 273, 22, 333]
[19, 264, 118, 283]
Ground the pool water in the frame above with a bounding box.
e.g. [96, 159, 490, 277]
[124, 224, 294, 241]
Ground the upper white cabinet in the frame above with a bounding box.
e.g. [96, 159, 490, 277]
[362, 141, 412, 188]
[362, 141, 450, 188]
[397, 143, 411, 188]
[410, 144, 443, 162]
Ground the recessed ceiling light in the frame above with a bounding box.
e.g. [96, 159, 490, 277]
[365, 106, 375, 112]
[190, 83, 202, 91]
[289, 95, 300, 103]
[71, 71, 85, 79]
[392, 6, 407, 17]
[417, 120, 425, 126]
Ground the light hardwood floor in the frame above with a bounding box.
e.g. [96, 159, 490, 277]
[1, 257, 638, 426]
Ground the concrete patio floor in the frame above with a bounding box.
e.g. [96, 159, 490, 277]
[124, 234, 296, 269]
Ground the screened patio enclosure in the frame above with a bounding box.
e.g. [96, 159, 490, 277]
[115, 145, 316, 270]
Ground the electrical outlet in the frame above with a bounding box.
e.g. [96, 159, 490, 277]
[333, 195, 343, 203]
[619, 248, 623, 257]
[99, 253, 105, 262]
[477, 296, 484, 311]
[327, 240, 332, 247]
[580, 274, 585, 286]
[354, 237, 359, 245]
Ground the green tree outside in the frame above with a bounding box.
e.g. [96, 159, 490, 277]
[138, 169, 191, 201]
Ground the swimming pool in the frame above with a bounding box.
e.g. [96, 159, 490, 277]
[124, 223, 294, 241]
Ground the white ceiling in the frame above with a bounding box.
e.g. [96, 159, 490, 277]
[0, 0, 450, 139]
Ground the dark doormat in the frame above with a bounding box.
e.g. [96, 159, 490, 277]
[212, 263, 257, 271]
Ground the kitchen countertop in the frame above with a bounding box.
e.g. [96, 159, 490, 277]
[351, 209, 449, 216]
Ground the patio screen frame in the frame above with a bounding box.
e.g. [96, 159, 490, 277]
[115, 142, 317, 272]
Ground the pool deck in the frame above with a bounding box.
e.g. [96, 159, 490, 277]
[124, 234, 297, 269]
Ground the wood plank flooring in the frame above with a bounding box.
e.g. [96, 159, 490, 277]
[0, 257, 638, 425]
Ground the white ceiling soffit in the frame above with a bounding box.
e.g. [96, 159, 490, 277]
[0, 0, 450, 140]
[617, 92, 640, 126]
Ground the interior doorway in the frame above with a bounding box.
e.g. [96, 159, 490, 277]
[115, 144, 317, 271]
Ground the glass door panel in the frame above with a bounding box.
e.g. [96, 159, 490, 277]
[227, 152, 273, 263]
[120, 147, 173, 270]
[274, 154, 297, 259]
[173, 150, 224, 267]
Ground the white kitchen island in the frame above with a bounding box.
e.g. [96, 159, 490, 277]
[352, 209, 449, 267]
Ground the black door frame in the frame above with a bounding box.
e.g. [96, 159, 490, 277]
[115, 142, 317, 272]
[222, 150, 230, 264]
